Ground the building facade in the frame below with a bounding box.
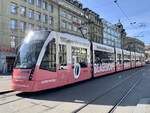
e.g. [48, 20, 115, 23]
[123, 36, 145, 53]
[58, 0, 89, 38]
[145, 45, 150, 62]
[0, 0, 104, 74]
[102, 19, 123, 48]
[83, 8, 103, 43]
[0, 0, 60, 73]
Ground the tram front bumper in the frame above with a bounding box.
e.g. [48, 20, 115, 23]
[12, 80, 35, 92]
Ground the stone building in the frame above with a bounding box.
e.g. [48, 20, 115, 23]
[102, 19, 125, 48]
[0, 0, 104, 73]
[145, 45, 150, 62]
[83, 8, 103, 43]
[0, 0, 59, 73]
[123, 36, 145, 53]
[58, 0, 89, 38]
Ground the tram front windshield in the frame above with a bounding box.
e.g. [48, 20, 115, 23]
[15, 31, 50, 69]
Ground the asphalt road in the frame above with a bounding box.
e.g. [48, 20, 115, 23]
[0, 65, 150, 113]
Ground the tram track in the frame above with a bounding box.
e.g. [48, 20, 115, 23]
[0, 91, 20, 99]
[73, 68, 144, 113]
[0, 91, 22, 105]
[108, 77, 142, 113]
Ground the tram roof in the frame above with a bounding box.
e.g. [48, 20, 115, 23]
[92, 42, 114, 53]
[58, 32, 90, 45]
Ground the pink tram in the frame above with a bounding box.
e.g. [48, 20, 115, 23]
[12, 31, 145, 92]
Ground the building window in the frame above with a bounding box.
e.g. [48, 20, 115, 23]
[10, 19, 17, 30]
[42, 1, 47, 10]
[83, 28, 88, 35]
[41, 14, 45, 23]
[78, 19, 82, 24]
[27, 23, 34, 30]
[103, 39, 107, 44]
[41, 14, 47, 23]
[73, 17, 77, 22]
[48, 4, 53, 13]
[49, 16, 53, 25]
[35, 12, 41, 21]
[19, 21, 26, 32]
[27, 0, 34, 5]
[10, 2, 17, 14]
[61, 21, 66, 28]
[20, 6, 26, 16]
[67, 23, 72, 30]
[60, 11, 66, 17]
[36, 0, 42, 7]
[10, 36, 16, 48]
[45, 15, 48, 24]
[67, 14, 72, 20]
[73, 26, 77, 32]
[28, 9, 34, 19]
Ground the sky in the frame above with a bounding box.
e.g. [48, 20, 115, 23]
[80, 0, 150, 44]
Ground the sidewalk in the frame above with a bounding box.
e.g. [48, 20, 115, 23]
[0, 75, 13, 94]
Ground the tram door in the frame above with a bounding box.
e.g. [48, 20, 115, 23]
[57, 44, 68, 85]
[6, 56, 15, 73]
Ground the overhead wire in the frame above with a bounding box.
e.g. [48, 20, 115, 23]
[114, 0, 145, 38]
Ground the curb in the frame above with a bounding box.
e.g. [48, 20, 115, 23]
[133, 98, 150, 113]
[0, 76, 11, 79]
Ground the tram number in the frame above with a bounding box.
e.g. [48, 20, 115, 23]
[73, 63, 81, 79]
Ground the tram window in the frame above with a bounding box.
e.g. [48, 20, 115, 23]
[123, 55, 130, 63]
[59, 44, 67, 66]
[124, 60, 129, 63]
[95, 51, 114, 64]
[140, 57, 142, 62]
[117, 54, 122, 64]
[40, 40, 56, 72]
[72, 47, 87, 68]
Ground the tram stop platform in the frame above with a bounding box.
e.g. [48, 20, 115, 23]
[0, 75, 13, 94]
[133, 98, 150, 113]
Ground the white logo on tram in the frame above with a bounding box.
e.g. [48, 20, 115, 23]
[73, 63, 81, 79]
